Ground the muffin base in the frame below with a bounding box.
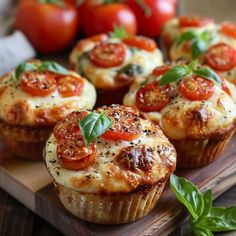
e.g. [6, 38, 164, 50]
[171, 127, 236, 167]
[0, 121, 52, 161]
[55, 181, 167, 224]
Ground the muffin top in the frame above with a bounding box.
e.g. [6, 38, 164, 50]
[123, 62, 236, 140]
[44, 105, 176, 194]
[162, 15, 216, 48]
[70, 33, 163, 90]
[0, 60, 96, 127]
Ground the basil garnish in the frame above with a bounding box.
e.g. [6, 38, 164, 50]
[175, 30, 212, 58]
[170, 175, 236, 236]
[159, 60, 221, 86]
[78, 112, 113, 147]
[15, 61, 68, 81]
[110, 25, 128, 39]
[117, 64, 143, 77]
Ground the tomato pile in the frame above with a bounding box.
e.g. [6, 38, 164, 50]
[15, 0, 176, 53]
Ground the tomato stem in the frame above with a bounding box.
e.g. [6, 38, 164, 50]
[135, 0, 152, 17]
[38, 0, 65, 8]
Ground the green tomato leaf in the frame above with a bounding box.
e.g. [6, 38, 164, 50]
[159, 65, 190, 86]
[175, 31, 198, 46]
[170, 175, 204, 221]
[193, 67, 221, 85]
[193, 227, 213, 236]
[15, 62, 38, 81]
[38, 0, 65, 8]
[197, 206, 236, 232]
[117, 64, 143, 77]
[39, 61, 68, 75]
[200, 189, 212, 219]
[191, 40, 208, 58]
[78, 112, 113, 147]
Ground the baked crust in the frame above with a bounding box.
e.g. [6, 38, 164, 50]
[70, 37, 163, 90]
[0, 64, 96, 126]
[44, 118, 176, 194]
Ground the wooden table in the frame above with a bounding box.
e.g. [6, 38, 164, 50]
[0, 184, 236, 236]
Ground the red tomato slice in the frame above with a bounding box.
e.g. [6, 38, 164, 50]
[221, 22, 236, 39]
[179, 15, 214, 28]
[221, 78, 231, 96]
[20, 71, 56, 96]
[89, 42, 126, 68]
[179, 75, 215, 100]
[205, 43, 236, 71]
[88, 33, 109, 42]
[152, 65, 171, 76]
[99, 105, 142, 141]
[57, 76, 84, 97]
[136, 81, 174, 112]
[54, 111, 97, 171]
[123, 36, 157, 52]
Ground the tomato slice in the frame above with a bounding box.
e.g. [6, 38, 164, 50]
[136, 81, 174, 112]
[221, 78, 231, 96]
[179, 75, 215, 100]
[57, 75, 84, 97]
[57, 138, 96, 171]
[123, 36, 157, 52]
[89, 42, 126, 68]
[205, 43, 236, 71]
[179, 15, 214, 28]
[54, 111, 97, 171]
[20, 71, 56, 96]
[152, 65, 171, 76]
[99, 105, 142, 141]
[54, 111, 87, 140]
[88, 33, 109, 42]
[221, 22, 236, 39]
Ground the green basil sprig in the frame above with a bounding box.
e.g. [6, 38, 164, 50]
[175, 30, 211, 58]
[159, 60, 221, 86]
[15, 61, 68, 81]
[170, 175, 236, 236]
[78, 112, 113, 147]
[110, 25, 128, 39]
[117, 64, 143, 77]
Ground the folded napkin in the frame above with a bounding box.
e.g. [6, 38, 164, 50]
[0, 32, 36, 76]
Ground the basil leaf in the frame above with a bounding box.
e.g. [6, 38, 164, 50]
[39, 61, 68, 75]
[159, 65, 190, 86]
[200, 189, 212, 219]
[170, 175, 204, 221]
[192, 40, 207, 58]
[193, 67, 221, 85]
[15, 62, 38, 81]
[198, 206, 236, 232]
[188, 60, 198, 71]
[110, 25, 127, 39]
[117, 64, 143, 77]
[175, 31, 198, 46]
[193, 227, 213, 236]
[78, 112, 113, 147]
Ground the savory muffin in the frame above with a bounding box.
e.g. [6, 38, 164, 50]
[124, 62, 236, 167]
[0, 60, 96, 160]
[44, 105, 176, 224]
[70, 33, 163, 105]
[162, 15, 216, 54]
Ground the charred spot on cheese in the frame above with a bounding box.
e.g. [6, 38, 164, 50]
[117, 145, 153, 172]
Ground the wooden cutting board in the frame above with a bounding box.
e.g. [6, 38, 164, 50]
[0, 135, 236, 236]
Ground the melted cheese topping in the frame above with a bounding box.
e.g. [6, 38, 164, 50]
[220, 67, 236, 86]
[123, 76, 236, 140]
[44, 119, 176, 194]
[0, 70, 96, 126]
[170, 27, 236, 62]
[70, 38, 163, 90]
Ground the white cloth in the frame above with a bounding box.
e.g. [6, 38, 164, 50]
[0, 31, 36, 76]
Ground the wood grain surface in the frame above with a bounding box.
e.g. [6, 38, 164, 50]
[0, 134, 236, 236]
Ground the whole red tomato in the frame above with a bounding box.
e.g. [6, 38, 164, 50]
[80, 2, 137, 37]
[127, 0, 176, 37]
[15, 0, 79, 53]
